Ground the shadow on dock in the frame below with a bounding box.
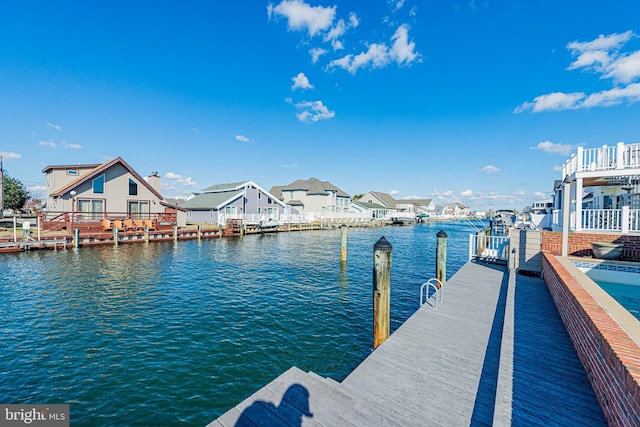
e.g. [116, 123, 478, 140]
[209, 262, 607, 426]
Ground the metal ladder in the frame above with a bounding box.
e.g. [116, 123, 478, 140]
[420, 278, 443, 309]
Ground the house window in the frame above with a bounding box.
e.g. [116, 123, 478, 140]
[268, 197, 272, 204]
[128, 201, 149, 219]
[93, 175, 105, 194]
[225, 206, 237, 214]
[129, 178, 138, 196]
[67, 169, 79, 176]
[187, 210, 192, 219]
[267, 207, 279, 219]
[78, 199, 104, 220]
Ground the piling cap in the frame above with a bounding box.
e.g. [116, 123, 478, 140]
[437, 230, 447, 238]
[374, 236, 392, 250]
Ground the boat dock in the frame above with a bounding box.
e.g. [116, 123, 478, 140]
[208, 261, 606, 426]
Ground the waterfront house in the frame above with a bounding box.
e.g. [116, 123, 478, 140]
[269, 178, 350, 217]
[435, 202, 470, 219]
[349, 200, 390, 219]
[41, 157, 182, 229]
[180, 180, 297, 225]
[358, 191, 397, 210]
[552, 142, 640, 235]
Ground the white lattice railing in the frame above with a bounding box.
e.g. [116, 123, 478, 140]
[562, 142, 640, 176]
[581, 208, 640, 233]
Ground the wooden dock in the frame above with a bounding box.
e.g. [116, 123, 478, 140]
[209, 262, 606, 426]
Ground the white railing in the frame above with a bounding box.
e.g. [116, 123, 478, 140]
[468, 234, 510, 262]
[562, 142, 640, 176]
[581, 208, 640, 233]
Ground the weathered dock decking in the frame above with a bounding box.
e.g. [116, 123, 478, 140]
[209, 262, 606, 426]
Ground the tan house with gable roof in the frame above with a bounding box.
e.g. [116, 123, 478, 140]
[41, 157, 183, 228]
[270, 177, 351, 215]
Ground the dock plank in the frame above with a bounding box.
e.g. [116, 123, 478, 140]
[210, 262, 606, 426]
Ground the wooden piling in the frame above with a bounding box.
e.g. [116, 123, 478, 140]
[436, 230, 447, 286]
[113, 227, 119, 246]
[373, 236, 392, 349]
[340, 224, 347, 263]
[174, 225, 178, 242]
[196, 224, 201, 241]
[73, 229, 80, 248]
[144, 227, 149, 243]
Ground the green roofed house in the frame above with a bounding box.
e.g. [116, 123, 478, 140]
[269, 177, 351, 216]
[179, 180, 297, 225]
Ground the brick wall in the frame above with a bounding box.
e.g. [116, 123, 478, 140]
[541, 231, 640, 261]
[542, 252, 640, 426]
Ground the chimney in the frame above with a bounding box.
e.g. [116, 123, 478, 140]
[147, 171, 161, 194]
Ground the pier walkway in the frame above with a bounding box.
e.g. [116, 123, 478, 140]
[208, 262, 606, 426]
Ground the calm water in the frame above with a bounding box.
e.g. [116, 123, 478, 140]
[0, 221, 484, 426]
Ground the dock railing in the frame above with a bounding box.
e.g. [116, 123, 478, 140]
[469, 234, 510, 263]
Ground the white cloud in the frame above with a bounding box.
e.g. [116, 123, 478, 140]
[282, 163, 299, 168]
[164, 172, 198, 188]
[327, 24, 420, 74]
[517, 31, 640, 113]
[288, 99, 335, 122]
[390, 24, 420, 65]
[291, 72, 314, 90]
[324, 18, 347, 42]
[532, 191, 548, 199]
[582, 83, 640, 107]
[391, 0, 406, 12]
[514, 92, 585, 113]
[480, 165, 500, 174]
[515, 84, 640, 112]
[38, 140, 56, 148]
[235, 134, 253, 142]
[61, 141, 82, 149]
[0, 151, 21, 160]
[267, 0, 336, 37]
[389, 189, 399, 196]
[309, 47, 327, 63]
[331, 39, 344, 51]
[529, 140, 576, 156]
[349, 12, 359, 28]
[46, 122, 62, 131]
[553, 165, 563, 171]
[461, 189, 473, 197]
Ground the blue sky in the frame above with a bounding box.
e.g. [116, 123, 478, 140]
[1, 0, 640, 211]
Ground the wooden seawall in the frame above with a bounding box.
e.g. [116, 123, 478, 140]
[208, 262, 606, 426]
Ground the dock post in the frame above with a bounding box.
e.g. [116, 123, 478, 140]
[144, 227, 149, 243]
[373, 236, 392, 349]
[436, 230, 447, 286]
[73, 228, 80, 248]
[113, 227, 119, 246]
[173, 225, 178, 242]
[197, 224, 201, 241]
[340, 224, 347, 263]
[218, 224, 223, 238]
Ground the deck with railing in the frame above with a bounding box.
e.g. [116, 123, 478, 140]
[562, 142, 640, 177]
